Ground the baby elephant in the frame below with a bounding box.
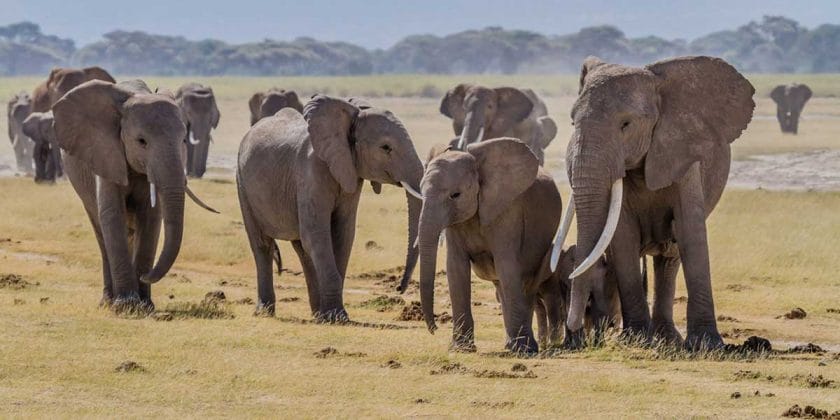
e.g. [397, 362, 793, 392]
[533, 245, 620, 348]
[7, 92, 35, 175]
[238, 95, 424, 322]
[22, 111, 62, 183]
[415, 138, 561, 353]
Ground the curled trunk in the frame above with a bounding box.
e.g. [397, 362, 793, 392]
[397, 192, 422, 293]
[418, 206, 444, 333]
[141, 158, 186, 284]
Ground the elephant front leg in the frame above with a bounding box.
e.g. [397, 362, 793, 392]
[97, 179, 141, 312]
[300, 216, 349, 323]
[651, 254, 683, 345]
[446, 239, 475, 352]
[133, 197, 162, 310]
[495, 251, 538, 354]
[675, 164, 723, 351]
[292, 240, 320, 316]
[610, 220, 651, 341]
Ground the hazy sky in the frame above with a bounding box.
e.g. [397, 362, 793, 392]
[2, 0, 838, 48]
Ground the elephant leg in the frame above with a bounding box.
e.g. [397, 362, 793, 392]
[96, 180, 139, 308]
[331, 197, 359, 281]
[651, 254, 683, 345]
[535, 299, 549, 348]
[239, 195, 276, 315]
[675, 164, 722, 350]
[791, 111, 801, 134]
[299, 211, 348, 323]
[495, 249, 537, 354]
[90, 215, 114, 306]
[446, 238, 474, 352]
[132, 195, 161, 309]
[291, 240, 320, 315]
[776, 108, 787, 133]
[52, 147, 63, 178]
[33, 142, 48, 182]
[610, 219, 651, 340]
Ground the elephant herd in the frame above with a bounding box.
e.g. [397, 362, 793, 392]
[6, 55, 763, 354]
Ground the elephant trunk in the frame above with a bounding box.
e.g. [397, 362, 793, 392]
[398, 160, 424, 293]
[141, 155, 186, 284]
[188, 120, 212, 178]
[418, 204, 445, 333]
[458, 108, 486, 150]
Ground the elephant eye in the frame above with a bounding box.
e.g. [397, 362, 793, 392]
[450, 192, 461, 199]
[380, 144, 392, 153]
[620, 121, 631, 132]
[138, 138, 148, 147]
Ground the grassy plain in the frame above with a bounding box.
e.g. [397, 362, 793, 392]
[1, 74, 839, 417]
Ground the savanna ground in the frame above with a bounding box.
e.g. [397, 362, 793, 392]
[0, 74, 839, 417]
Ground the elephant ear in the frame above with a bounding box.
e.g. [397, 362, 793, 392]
[23, 112, 55, 147]
[425, 143, 453, 167]
[795, 84, 812, 107]
[52, 80, 134, 186]
[209, 89, 221, 128]
[439, 83, 469, 121]
[490, 87, 533, 134]
[644, 56, 755, 191]
[770, 85, 786, 104]
[303, 95, 360, 194]
[248, 92, 265, 125]
[467, 138, 539, 226]
[579, 56, 606, 94]
[287, 91, 304, 113]
[82, 66, 116, 83]
[537, 116, 558, 149]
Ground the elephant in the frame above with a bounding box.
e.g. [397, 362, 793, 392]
[549, 56, 755, 350]
[248, 88, 304, 126]
[439, 84, 558, 164]
[29, 66, 116, 183]
[7, 92, 35, 175]
[52, 79, 214, 310]
[533, 245, 620, 348]
[21, 111, 61, 182]
[237, 95, 424, 322]
[414, 138, 562, 354]
[176, 83, 220, 178]
[770, 83, 812, 134]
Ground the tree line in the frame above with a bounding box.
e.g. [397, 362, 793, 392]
[1, 16, 839, 76]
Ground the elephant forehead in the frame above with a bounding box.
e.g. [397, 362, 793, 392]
[574, 70, 657, 119]
[355, 111, 409, 140]
[123, 97, 185, 136]
[424, 152, 476, 186]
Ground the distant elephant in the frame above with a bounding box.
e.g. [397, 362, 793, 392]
[7, 92, 35, 175]
[30, 66, 115, 183]
[248, 88, 304, 126]
[176, 83, 220, 178]
[237, 95, 424, 321]
[439, 84, 557, 164]
[22, 111, 61, 182]
[52, 79, 211, 310]
[771, 83, 812, 134]
[414, 138, 561, 354]
[533, 245, 619, 348]
[549, 56, 754, 350]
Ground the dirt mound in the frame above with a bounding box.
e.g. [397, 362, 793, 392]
[364, 240, 383, 251]
[790, 374, 836, 389]
[115, 361, 145, 373]
[0, 273, 37, 290]
[724, 336, 772, 354]
[782, 404, 840, 419]
[203, 290, 226, 304]
[397, 301, 451, 323]
[382, 359, 402, 369]
[313, 347, 367, 359]
[358, 295, 405, 312]
[778, 307, 807, 319]
[786, 343, 825, 354]
[430, 361, 536, 379]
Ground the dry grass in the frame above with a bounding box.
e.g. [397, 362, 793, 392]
[0, 75, 839, 417]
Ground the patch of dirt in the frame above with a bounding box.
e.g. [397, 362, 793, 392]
[674, 296, 687, 303]
[168, 273, 192, 283]
[414, 398, 430, 404]
[160, 300, 234, 320]
[13, 298, 25, 305]
[364, 240, 383, 251]
[717, 315, 739, 322]
[39, 297, 49, 304]
[382, 360, 402, 369]
[778, 307, 808, 319]
[827, 308, 840, 314]
[151, 312, 174, 322]
[203, 290, 226, 304]
[397, 301, 451, 323]
[729, 149, 840, 192]
[115, 361, 145, 373]
[235, 297, 254, 305]
[313, 347, 367, 359]
[217, 279, 248, 287]
[511, 363, 528, 372]
[726, 284, 752, 292]
[725, 336, 772, 354]
[787, 343, 825, 354]
[471, 401, 514, 409]
[0, 273, 37, 290]
[357, 295, 405, 312]
[278, 297, 300, 303]
[790, 374, 836, 389]
[730, 392, 742, 399]
[430, 361, 536, 379]
[782, 404, 840, 419]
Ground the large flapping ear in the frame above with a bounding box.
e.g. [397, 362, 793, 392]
[287, 91, 304, 113]
[537, 116, 558, 149]
[83, 66, 116, 83]
[209, 89, 221, 128]
[248, 92, 265, 125]
[644, 56, 755, 191]
[579, 56, 606, 94]
[793, 84, 812, 108]
[490, 87, 533, 134]
[303, 95, 360, 194]
[52, 80, 134, 186]
[467, 138, 539, 225]
[770, 85, 786, 104]
[22, 112, 55, 146]
[439, 83, 469, 121]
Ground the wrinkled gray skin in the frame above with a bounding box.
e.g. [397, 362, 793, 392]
[22, 111, 60, 182]
[770, 83, 812, 134]
[533, 245, 620, 348]
[417, 138, 561, 354]
[237, 95, 423, 322]
[7, 92, 35, 175]
[53, 79, 189, 310]
[176, 83, 220, 178]
[30, 66, 116, 183]
[249, 88, 304, 126]
[440, 84, 558, 164]
[563, 56, 754, 350]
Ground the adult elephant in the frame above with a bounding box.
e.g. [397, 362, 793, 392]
[22, 111, 61, 182]
[439, 84, 557, 164]
[415, 138, 561, 354]
[7, 92, 35, 175]
[237, 95, 424, 321]
[248, 88, 304, 126]
[550, 56, 755, 350]
[176, 83, 220, 178]
[53, 79, 213, 310]
[770, 83, 812, 134]
[30, 66, 116, 183]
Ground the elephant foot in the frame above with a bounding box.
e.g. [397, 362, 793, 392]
[111, 293, 154, 316]
[315, 307, 350, 324]
[254, 301, 276, 317]
[685, 327, 724, 352]
[99, 293, 114, 308]
[506, 334, 538, 355]
[563, 328, 586, 350]
[652, 320, 684, 347]
[449, 339, 477, 353]
[620, 320, 652, 346]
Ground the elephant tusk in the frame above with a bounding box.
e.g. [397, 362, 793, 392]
[400, 181, 423, 200]
[149, 183, 157, 208]
[189, 132, 200, 145]
[186, 184, 220, 214]
[456, 125, 484, 150]
[570, 179, 623, 279]
[549, 196, 576, 272]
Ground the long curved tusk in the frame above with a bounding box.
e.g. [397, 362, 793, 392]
[189, 132, 200, 145]
[549, 195, 575, 272]
[149, 183, 157, 208]
[186, 185, 220, 214]
[400, 181, 423, 200]
[570, 178, 623, 279]
[456, 125, 484, 150]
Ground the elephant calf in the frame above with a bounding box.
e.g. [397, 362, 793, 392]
[440, 84, 557, 164]
[248, 88, 304, 126]
[771, 83, 812, 134]
[176, 83, 220, 178]
[22, 111, 62, 183]
[237, 95, 424, 321]
[415, 138, 561, 354]
[7, 92, 35, 175]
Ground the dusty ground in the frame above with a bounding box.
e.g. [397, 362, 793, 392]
[1, 75, 839, 417]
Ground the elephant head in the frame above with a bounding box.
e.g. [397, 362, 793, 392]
[176, 83, 220, 178]
[770, 83, 812, 134]
[52, 80, 188, 284]
[33, 66, 115, 112]
[552, 56, 754, 332]
[303, 95, 425, 288]
[250, 88, 304, 125]
[417, 138, 539, 332]
[22, 111, 60, 183]
[7, 92, 34, 174]
[440, 84, 534, 150]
